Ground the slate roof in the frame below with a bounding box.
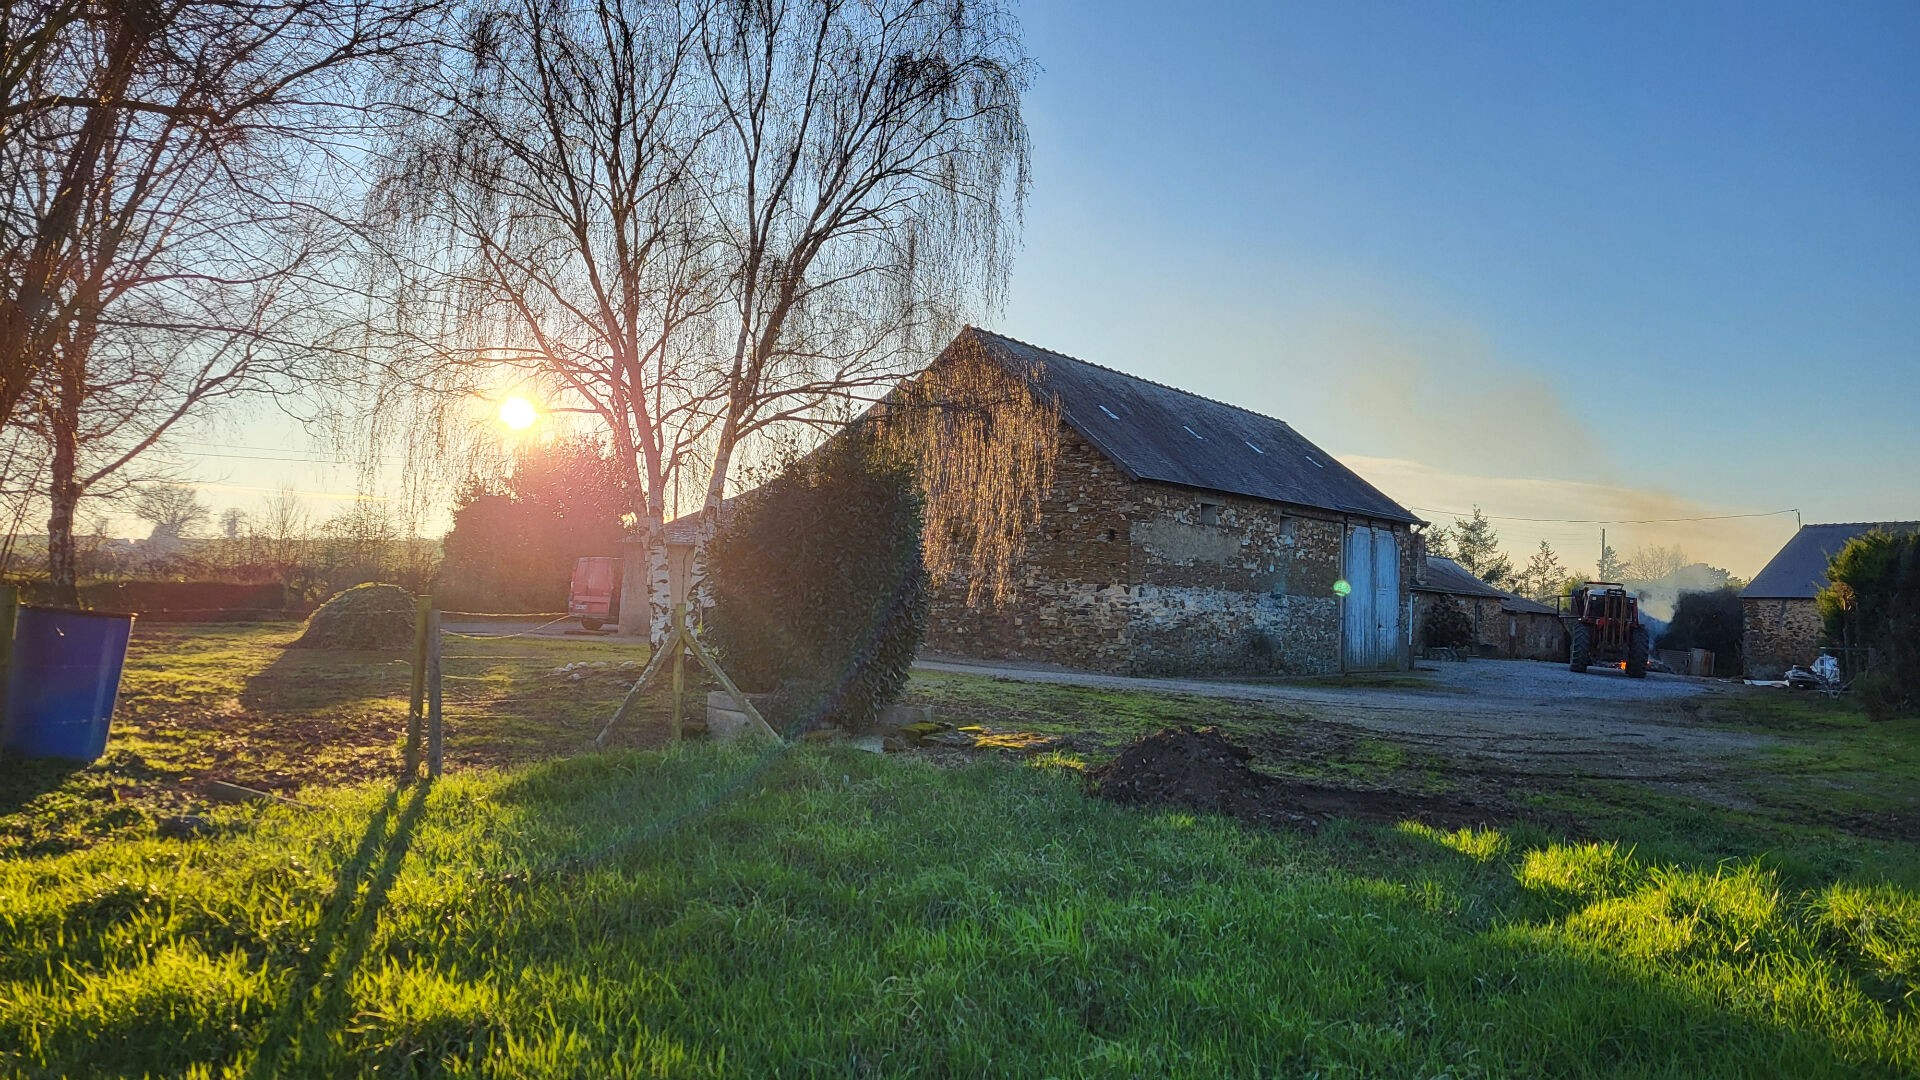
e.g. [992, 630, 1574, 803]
[1413, 556, 1507, 599]
[1413, 555, 1562, 616]
[963, 328, 1420, 525]
[1742, 521, 1920, 600]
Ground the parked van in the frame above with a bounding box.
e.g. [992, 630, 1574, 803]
[567, 557, 622, 631]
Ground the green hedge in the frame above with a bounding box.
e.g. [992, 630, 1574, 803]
[705, 436, 927, 732]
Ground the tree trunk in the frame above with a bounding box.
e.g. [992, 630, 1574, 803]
[45, 403, 81, 607]
[0, 14, 144, 428]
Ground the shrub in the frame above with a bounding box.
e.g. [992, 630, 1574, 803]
[1819, 530, 1920, 718]
[705, 435, 927, 732]
[292, 583, 418, 650]
[1422, 600, 1474, 651]
[1656, 586, 1744, 675]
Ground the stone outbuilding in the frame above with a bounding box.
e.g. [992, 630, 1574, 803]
[920, 328, 1422, 676]
[1741, 521, 1919, 678]
[1410, 556, 1568, 661]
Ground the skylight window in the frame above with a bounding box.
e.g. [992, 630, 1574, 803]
[1303, 453, 1325, 468]
[1097, 404, 1119, 420]
[1245, 440, 1265, 455]
[1182, 425, 1204, 441]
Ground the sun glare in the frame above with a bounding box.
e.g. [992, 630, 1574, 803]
[499, 395, 538, 431]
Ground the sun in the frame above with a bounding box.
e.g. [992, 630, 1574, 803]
[498, 395, 538, 431]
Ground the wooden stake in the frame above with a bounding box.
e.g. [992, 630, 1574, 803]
[685, 635, 778, 740]
[670, 601, 686, 742]
[405, 594, 430, 776]
[426, 608, 443, 778]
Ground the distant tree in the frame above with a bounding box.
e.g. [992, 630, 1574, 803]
[1450, 506, 1513, 588]
[1424, 522, 1456, 561]
[130, 486, 208, 544]
[1596, 539, 1626, 582]
[1514, 540, 1568, 604]
[436, 438, 630, 612]
[1625, 545, 1689, 583]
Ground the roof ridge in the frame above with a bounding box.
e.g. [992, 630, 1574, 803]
[1801, 520, 1920, 528]
[965, 326, 1298, 430]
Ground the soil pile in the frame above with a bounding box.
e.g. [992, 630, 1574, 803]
[1087, 725, 1496, 831]
[292, 584, 417, 649]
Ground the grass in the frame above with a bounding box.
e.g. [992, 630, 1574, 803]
[1, 625, 1916, 1076]
[0, 746, 1915, 1077]
[0, 623, 661, 858]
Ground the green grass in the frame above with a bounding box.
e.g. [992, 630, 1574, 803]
[2, 625, 1916, 1075]
[0, 746, 1914, 1077]
[0, 623, 661, 858]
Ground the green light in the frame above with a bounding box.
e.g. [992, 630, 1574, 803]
[1333, 579, 1351, 597]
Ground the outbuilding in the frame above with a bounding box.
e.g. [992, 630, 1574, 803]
[1741, 521, 1920, 678]
[1410, 556, 1568, 662]
[919, 328, 1422, 676]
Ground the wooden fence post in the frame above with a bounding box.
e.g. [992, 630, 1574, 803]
[426, 607, 443, 779]
[406, 595, 429, 776]
[670, 601, 686, 743]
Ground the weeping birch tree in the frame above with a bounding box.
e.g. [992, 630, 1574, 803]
[376, 0, 1031, 639]
[689, 0, 1031, 522]
[375, 0, 726, 639]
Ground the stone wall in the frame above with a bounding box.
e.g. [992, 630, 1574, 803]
[924, 426, 1412, 676]
[1743, 597, 1822, 679]
[1412, 592, 1567, 662]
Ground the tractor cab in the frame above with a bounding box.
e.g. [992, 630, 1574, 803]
[1562, 581, 1651, 678]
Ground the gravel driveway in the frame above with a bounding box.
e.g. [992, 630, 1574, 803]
[913, 655, 1774, 782]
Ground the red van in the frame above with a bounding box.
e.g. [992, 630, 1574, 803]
[567, 556, 622, 631]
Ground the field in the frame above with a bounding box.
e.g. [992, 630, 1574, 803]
[1, 624, 1916, 1077]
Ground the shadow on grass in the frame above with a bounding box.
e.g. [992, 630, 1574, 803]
[0, 753, 87, 816]
[242, 780, 431, 1077]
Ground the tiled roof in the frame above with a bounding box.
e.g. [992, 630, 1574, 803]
[963, 328, 1420, 524]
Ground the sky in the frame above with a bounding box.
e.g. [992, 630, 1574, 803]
[173, 0, 1920, 579]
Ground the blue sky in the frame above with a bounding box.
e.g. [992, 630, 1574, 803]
[992, 0, 1919, 574]
[182, 1, 1918, 577]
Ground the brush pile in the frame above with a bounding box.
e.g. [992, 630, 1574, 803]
[291, 584, 417, 649]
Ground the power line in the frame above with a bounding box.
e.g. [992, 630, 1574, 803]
[1410, 506, 1800, 526]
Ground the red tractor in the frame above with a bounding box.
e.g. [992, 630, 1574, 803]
[1564, 582, 1651, 678]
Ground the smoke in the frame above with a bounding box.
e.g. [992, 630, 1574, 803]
[1627, 562, 1734, 623]
[1288, 308, 1797, 580]
[1344, 455, 1797, 581]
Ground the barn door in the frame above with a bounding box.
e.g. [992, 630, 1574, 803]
[1343, 524, 1401, 672]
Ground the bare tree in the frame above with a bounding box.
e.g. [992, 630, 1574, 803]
[129, 484, 206, 541]
[376, 0, 727, 637]
[3, 0, 432, 602]
[691, 0, 1031, 522]
[375, 0, 1030, 638]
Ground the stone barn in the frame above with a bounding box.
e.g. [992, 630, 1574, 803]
[1411, 555, 1567, 661]
[919, 328, 1422, 676]
[1741, 521, 1919, 678]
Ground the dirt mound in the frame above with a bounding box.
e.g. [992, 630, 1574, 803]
[292, 584, 417, 649]
[1087, 726, 1497, 831]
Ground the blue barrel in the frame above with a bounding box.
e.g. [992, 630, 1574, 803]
[1, 606, 136, 761]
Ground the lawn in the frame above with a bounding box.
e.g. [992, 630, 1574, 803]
[1, 625, 1916, 1077]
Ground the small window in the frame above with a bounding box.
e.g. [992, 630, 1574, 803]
[1198, 502, 1220, 526]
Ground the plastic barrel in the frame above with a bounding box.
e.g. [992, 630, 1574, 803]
[1, 606, 136, 761]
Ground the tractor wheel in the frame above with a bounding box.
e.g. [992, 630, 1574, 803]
[1569, 623, 1591, 673]
[581, 619, 604, 632]
[1626, 626, 1650, 679]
